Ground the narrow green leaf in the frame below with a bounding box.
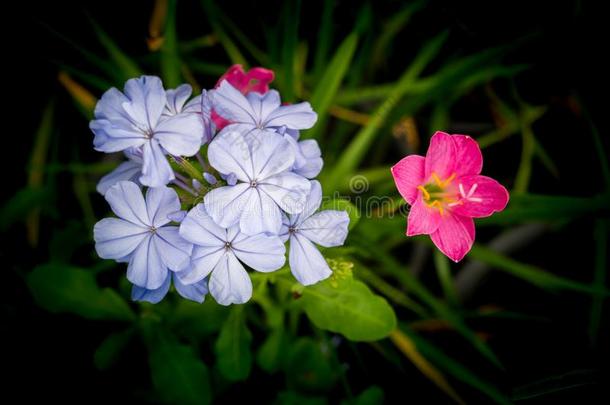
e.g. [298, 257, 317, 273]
[301, 278, 396, 341]
[88, 17, 142, 80]
[589, 219, 608, 344]
[27, 264, 135, 321]
[94, 328, 134, 370]
[306, 32, 358, 140]
[160, 0, 181, 87]
[434, 250, 459, 306]
[400, 325, 513, 405]
[201, 0, 248, 66]
[324, 31, 448, 191]
[312, 0, 335, 79]
[214, 306, 253, 381]
[146, 327, 212, 405]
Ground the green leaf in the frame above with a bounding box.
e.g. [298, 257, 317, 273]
[27, 264, 135, 321]
[589, 219, 608, 344]
[201, 0, 248, 66]
[324, 31, 448, 191]
[301, 278, 396, 341]
[256, 327, 289, 374]
[94, 328, 134, 370]
[214, 306, 253, 381]
[0, 186, 52, 230]
[342, 386, 385, 405]
[400, 325, 513, 405]
[320, 198, 360, 231]
[275, 390, 328, 405]
[285, 338, 336, 393]
[306, 32, 358, 139]
[147, 327, 212, 405]
[170, 299, 229, 339]
[160, 0, 181, 88]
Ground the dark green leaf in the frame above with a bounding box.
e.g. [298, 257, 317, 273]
[214, 306, 253, 381]
[94, 328, 134, 370]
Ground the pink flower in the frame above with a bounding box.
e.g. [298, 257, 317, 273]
[212, 64, 275, 130]
[391, 131, 509, 262]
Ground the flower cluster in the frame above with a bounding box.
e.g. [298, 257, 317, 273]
[92, 65, 349, 305]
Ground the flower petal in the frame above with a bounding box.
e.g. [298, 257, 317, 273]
[391, 155, 425, 205]
[173, 273, 208, 303]
[209, 252, 253, 305]
[127, 234, 168, 289]
[250, 130, 295, 180]
[212, 80, 257, 124]
[453, 135, 483, 176]
[239, 188, 283, 235]
[146, 186, 181, 227]
[180, 203, 228, 246]
[154, 113, 203, 156]
[93, 87, 132, 124]
[299, 210, 350, 247]
[179, 245, 225, 284]
[154, 227, 193, 272]
[121, 76, 166, 130]
[105, 181, 150, 226]
[425, 131, 457, 180]
[140, 139, 175, 187]
[232, 233, 286, 272]
[259, 172, 311, 214]
[406, 197, 442, 236]
[451, 175, 509, 218]
[207, 128, 255, 181]
[264, 102, 317, 129]
[430, 214, 475, 262]
[91, 119, 146, 152]
[246, 90, 281, 123]
[164, 84, 192, 116]
[131, 272, 171, 304]
[96, 160, 142, 195]
[204, 184, 253, 228]
[295, 139, 323, 178]
[289, 233, 332, 286]
[94, 217, 149, 260]
[290, 179, 322, 226]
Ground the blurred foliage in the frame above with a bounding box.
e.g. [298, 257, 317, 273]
[6, 0, 610, 403]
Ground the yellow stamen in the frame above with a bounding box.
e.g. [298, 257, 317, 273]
[431, 172, 456, 188]
[429, 200, 445, 216]
[417, 185, 431, 201]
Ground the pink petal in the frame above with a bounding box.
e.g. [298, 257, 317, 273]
[451, 175, 509, 218]
[425, 131, 457, 179]
[407, 198, 442, 236]
[215, 64, 275, 95]
[430, 214, 475, 262]
[453, 135, 482, 176]
[211, 110, 231, 131]
[391, 155, 425, 205]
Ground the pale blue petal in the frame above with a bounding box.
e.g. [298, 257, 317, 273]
[164, 84, 192, 116]
[295, 139, 323, 178]
[105, 181, 150, 226]
[173, 273, 208, 303]
[94, 218, 149, 260]
[223, 173, 238, 186]
[179, 204, 227, 246]
[140, 139, 174, 187]
[167, 210, 187, 223]
[145, 186, 181, 227]
[250, 130, 295, 180]
[131, 272, 171, 304]
[209, 252, 253, 305]
[91, 119, 147, 152]
[203, 172, 217, 185]
[212, 80, 257, 124]
[246, 90, 281, 123]
[154, 227, 193, 272]
[291, 180, 322, 225]
[289, 233, 332, 286]
[258, 172, 311, 214]
[231, 233, 286, 272]
[207, 129, 254, 181]
[96, 160, 142, 195]
[239, 189, 283, 235]
[299, 210, 350, 247]
[128, 234, 168, 289]
[179, 245, 225, 284]
[204, 184, 253, 228]
[154, 113, 203, 156]
[264, 102, 317, 129]
[121, 76, 166, 131]
[93, 87, 132, 124]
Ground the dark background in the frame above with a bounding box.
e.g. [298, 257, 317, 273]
[3, 0, 608, 403]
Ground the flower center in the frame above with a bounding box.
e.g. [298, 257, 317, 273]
[224, 241, 232, 250]
[149, 226, 157, 233]
[288, 226, 297, 234]
[249, 180, 258, 188]
[417, 172, 482, 215]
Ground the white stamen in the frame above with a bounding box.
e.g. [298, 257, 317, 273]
[467, 183, 478, 198]
[459, 183, 466, 198]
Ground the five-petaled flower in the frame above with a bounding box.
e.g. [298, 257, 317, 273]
[391, 131, 509, 262]
[280, 181, 350, 285]
[179, 204, 286, 305]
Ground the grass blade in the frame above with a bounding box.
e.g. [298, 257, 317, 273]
[160, 0, 181, 87]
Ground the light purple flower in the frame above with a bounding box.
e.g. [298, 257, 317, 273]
[90, 76, 203, 187]
[204, 129, 311, 235]
[211, 80, 317, 137]
[94, 181, 193, 290]
[131, 272, 208, 304]
[96, 149, 143, 195]
[179, 204, 286, 305]
[280, 181, 349, 286]
[283, 130, 323, 179]
[163, 85, 215, 144]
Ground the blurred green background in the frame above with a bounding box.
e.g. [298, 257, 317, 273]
[3, 0, 609, 403]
